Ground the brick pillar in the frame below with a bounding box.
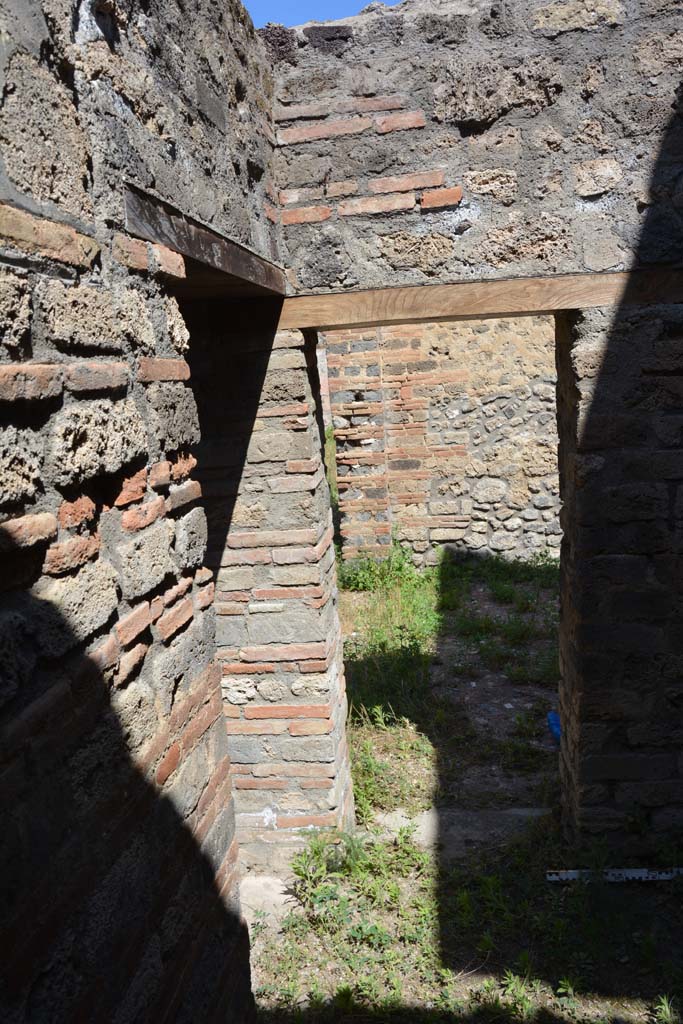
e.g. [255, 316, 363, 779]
[191, 317, 353, 868]
[556, 305, 683, 851]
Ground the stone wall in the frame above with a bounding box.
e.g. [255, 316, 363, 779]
[557, 301, 683, 849]
[265, 0, 683, 853]
[265, 0, 683, 291]
[1, 0, 278, 254]
[2, 6, 683, 1019]
[0, 207, 256, 1021]
[325, 316, 560, 564]
[0, 1, 282, 1018]
[186, 308, 354, 869]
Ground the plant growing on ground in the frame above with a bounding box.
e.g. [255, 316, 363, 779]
[653, 995, 680, 1024]
[338, 540, 417, 592]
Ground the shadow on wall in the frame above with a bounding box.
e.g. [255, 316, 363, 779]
[182, 299, 284, 567]
[0, 531, 253, 1021]
[0, 296, 283, 1020]
[555, 95, 683, 847]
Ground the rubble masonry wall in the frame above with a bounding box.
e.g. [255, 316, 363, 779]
[325, 316, 561, 564]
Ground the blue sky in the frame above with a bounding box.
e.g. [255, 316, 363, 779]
[245, 0, 400, 28]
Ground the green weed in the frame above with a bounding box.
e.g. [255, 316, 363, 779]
[654, 996, 680, 1024]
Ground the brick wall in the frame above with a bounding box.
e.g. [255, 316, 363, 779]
[187, 310, 353, 869]
[0, 208, 254, 1019]
[326, 316, 560, 564]
[558, 303, 683, 850]
[0, 1, 280, 1019]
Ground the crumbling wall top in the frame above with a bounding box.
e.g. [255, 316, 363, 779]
[266, 0, 683, 291]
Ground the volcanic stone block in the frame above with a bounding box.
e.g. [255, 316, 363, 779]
[148, 618, 213, 711]
[433, 56, 562, 128]
[30, 559, 118, 657]
[246, 604, 328, 645]
[47, 398, 147, 486]
[147, 383, 200, 451]
[0, 426, 42, 507]
[38, 280, 154, 353]
[0, 607, 37, 707]
[533, 0, 624, 36]
[0, 53, 92, 217]
[246, 430, 311, 463]
[167, 738, 212, 819]
[223, 678, 257, 705]
[215, 615, 247, 647]
[174, 507, 208, 570]
[116, 519, 175, 599]
[0, 270, 30, 354]
[277, 736, 336, 762]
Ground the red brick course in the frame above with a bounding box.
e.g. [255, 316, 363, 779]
[369, 169, 444, 194]
[137, 357, 191, 382]
[374, 110, 426, 133]
[43, 533, 100, 574]
[115, 641, 148, 686]
[289, 719, 333, 735]
[239, 642, 327, 663]
[58, 496, 96, 529]
[114, 469, 148, 508]
[172, 454, 197, 481]
[116, 602, 152, 646]
[275, 94, 405, 121]
[156, 597, 193, 642]
[228, 527, 318, 549]
[420, 185, 464, 210]
[0, 363, 63, 401]
[279, 186, 324, 205]
[151, 243, 186, 279]
[162, 576, 193, 608]
[0, 203, 100, 267]
[226, 720, 288, 735]
[278, 116, 372, 145]
[221, 662, 276, 674]
[0, 512, 57, 549]
[275, 812, 337, 829]
[156, 742, 181, 786]
[244, 703, 331, 719]
[326, 179, 358, 198]
[90, 633, 120, 672]
[121, 496, 166, 532]
[281, 205, 332, 225]
[112, 233, 148, 271]
[65, 362, 129, 393]
[339, 193, 416, 217]
[149, 461, 171, 489]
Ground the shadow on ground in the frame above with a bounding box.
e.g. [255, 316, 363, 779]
[337, 550, 683, 1005]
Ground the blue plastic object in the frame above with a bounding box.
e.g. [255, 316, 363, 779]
[547, 711, 561, 745]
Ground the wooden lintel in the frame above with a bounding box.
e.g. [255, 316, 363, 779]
[278, 269, 683, 332]
[124, 185, 287, 296]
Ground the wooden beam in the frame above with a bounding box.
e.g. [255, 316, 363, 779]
[124, 185, 287, 296]
[278, 269, 683, 331]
